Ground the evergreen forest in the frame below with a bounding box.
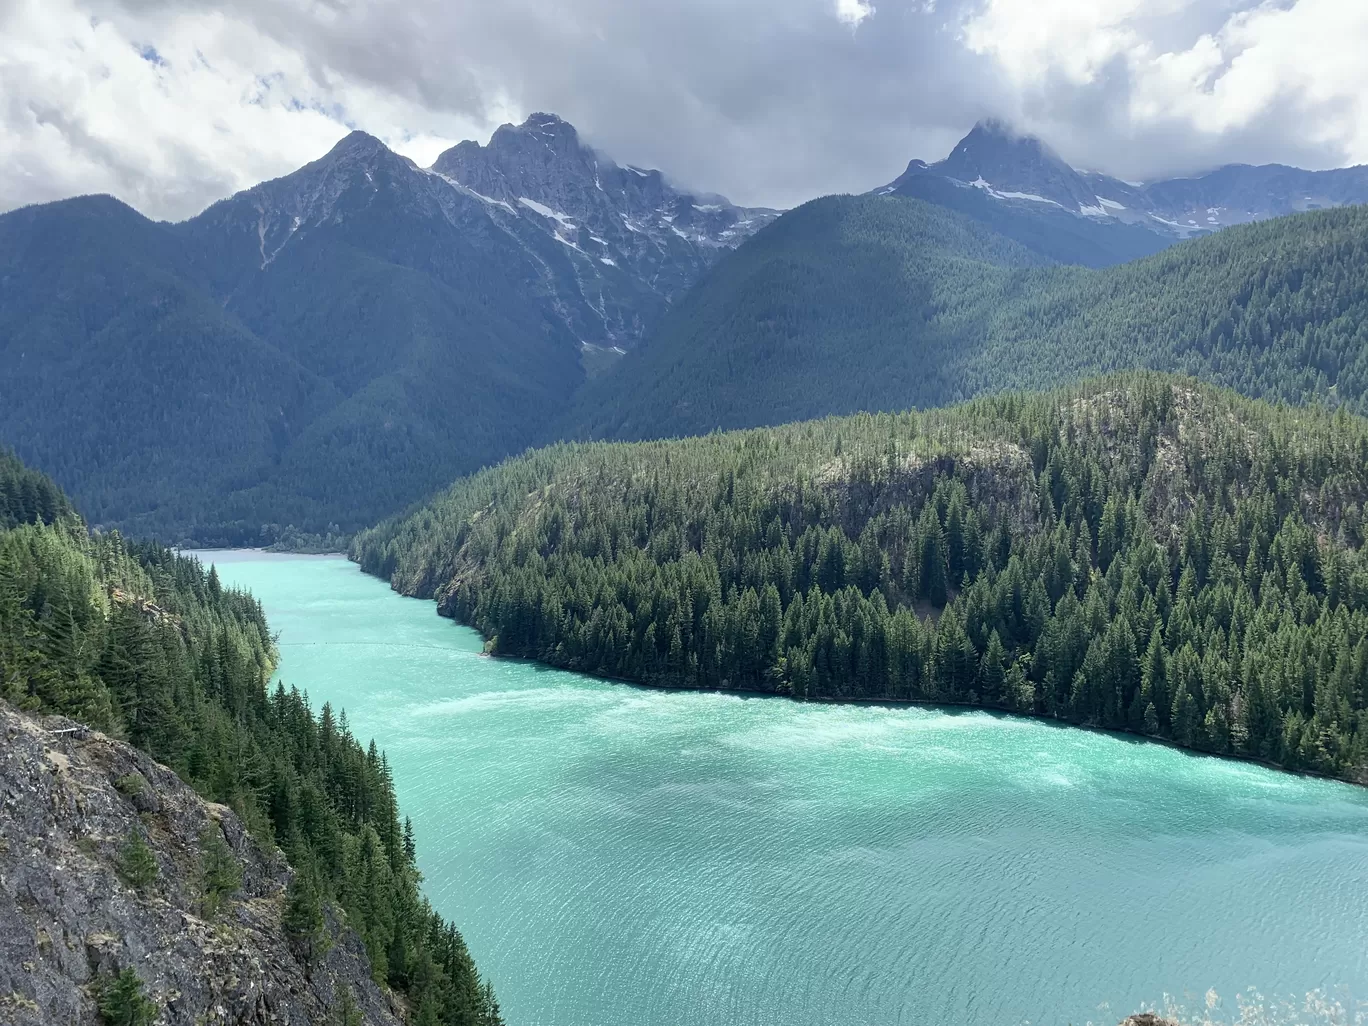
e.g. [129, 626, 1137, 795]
[0, 180, 582, 548]
[569, 198, 1368, 442]
[0, 450, 503, 1026]
[357, 374, 1368, 783]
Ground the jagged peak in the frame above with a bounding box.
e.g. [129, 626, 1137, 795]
[430, 112, 588, 176]
[325, 129, 395, 161]
[949, 119, 1068, 167]
[523, 111, 573, 133]
[494, 111, 583, 146]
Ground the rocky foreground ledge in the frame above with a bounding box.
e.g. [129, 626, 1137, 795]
[0, 703, 400, 1025]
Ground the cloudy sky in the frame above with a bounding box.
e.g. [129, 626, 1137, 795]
[2, 0, 1365, 220]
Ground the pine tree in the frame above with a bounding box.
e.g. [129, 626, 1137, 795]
[978, 631, 1007, 704]
[97, 968, 158, 1026]
[200, 825, 243, 918]
[332, 986, 363, 1026]
[118, 829, 159, 891]
[283, 872, 326, 957]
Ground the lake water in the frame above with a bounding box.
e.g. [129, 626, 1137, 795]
[206, 552, 1368, 1026]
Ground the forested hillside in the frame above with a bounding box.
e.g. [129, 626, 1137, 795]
[0, 452, 502, 1025]
[567, 198, 1368, 442]
[0, 116, 774, 548]
[0, 149, 581, 547]
[358, 374, 1368, 782]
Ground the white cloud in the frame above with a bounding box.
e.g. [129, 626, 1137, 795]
[835, 0, 876, 28]
[1, 0, 1366, 219]
[961, 0, 1368, 171]
[0, 0, 494, 220]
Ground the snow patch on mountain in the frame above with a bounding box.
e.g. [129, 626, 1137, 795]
[519, 197, 576, 230]
[881, 119, 1368, 244]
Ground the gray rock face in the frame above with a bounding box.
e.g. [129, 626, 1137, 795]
[885, 119, 1368, 240]
[0, 704, 401, 1026]
[930, 119, 1102, 213]
[186, 113, 778, 356]
[431, 112, 779, 352]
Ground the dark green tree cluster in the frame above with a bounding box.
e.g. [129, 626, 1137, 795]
[97, 967, 158, 1026]
[358, 373, 1368, 782]
[569, 197, 1368, 444]
[0, 448, 73, 529]
[0, 464, 503, 1026]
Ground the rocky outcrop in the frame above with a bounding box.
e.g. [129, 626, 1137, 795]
[0, 703, 401, 1026]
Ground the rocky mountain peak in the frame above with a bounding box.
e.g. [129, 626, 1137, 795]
[326, 129, 394, 161]
[431, 112, 600, 205]
[949, 119, 1068, 170]
[932, 119, 1098, 211]
[520, 111, 580, 140]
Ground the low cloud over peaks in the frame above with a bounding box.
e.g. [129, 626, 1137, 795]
[1, 0, 1365, 220]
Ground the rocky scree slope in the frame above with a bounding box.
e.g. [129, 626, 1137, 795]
[0, 703, 399, 1026]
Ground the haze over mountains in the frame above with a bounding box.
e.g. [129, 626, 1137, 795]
[2, 113, 1368, 544]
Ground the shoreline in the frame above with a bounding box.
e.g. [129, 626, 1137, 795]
[182, 547, 348, 561]
[211, 549, 1362, 794]
[344, 558, 1366, 794]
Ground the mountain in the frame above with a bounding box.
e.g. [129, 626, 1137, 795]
[355, 372, 1368, 782]
[431, 112, 778, 354]
[0, 454, 502, 1026]
[884, 119, 1368, 265]
[0, 115, 770, 545]
[562, 193, 1052, 439]
[564, 196, 1368, 441]
[0, 179, 579, 544]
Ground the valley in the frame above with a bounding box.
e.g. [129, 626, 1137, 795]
[5, 89, 1368, 1026]
[4, 116, 1367, 549]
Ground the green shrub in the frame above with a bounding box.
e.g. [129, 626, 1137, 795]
[113, 773, 145, 797]
[96, 968, 157, 1026]
[117, 830, 158, 891]
[199, 825, 242, 918]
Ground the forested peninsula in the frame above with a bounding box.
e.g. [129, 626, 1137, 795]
[0, 451, 502, 1025]
[356, 373, 1368, 784]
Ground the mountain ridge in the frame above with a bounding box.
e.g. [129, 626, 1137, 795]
[563, 197, 1368, 443]
[0, 113, 776, 543]
[884, 119, 1368, 262]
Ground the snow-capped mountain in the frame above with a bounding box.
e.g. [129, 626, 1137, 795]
[882, 120, 1368, 263]
[189, 114, 777, 357]
[430, 112, 778, 351]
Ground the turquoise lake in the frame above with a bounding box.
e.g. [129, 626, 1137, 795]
[206, 552, 1368, 1026]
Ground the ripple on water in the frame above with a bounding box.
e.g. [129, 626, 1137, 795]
[208, 555, 1368, 1026]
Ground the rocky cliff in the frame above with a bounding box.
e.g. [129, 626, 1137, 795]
[0, 703, 401, 1026]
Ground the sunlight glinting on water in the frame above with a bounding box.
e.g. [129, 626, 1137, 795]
[207, 553, 1368, 1026]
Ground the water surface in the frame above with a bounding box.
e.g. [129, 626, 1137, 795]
[206, 553, 1368, 1026]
